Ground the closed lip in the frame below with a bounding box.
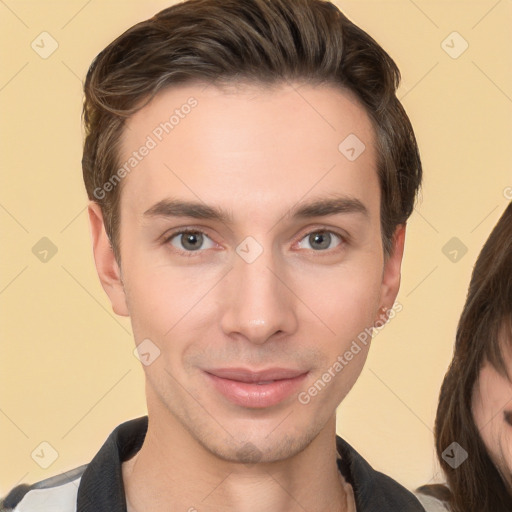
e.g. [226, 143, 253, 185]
[204, 367, 308, 383]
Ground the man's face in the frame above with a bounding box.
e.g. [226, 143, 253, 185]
[93, 82, 403, 463]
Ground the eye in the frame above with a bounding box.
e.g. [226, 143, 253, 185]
[166, 229, 216, 254]
[163, 227, 345, 256]
[296, 230, 344, 252]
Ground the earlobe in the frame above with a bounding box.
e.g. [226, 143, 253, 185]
[87, 202, 130, 317]
[378, 223, 406, 313]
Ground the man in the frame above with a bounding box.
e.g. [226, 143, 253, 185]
[1, 0, 424, 510]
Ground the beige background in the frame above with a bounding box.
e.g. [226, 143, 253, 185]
[1, 0, 511, 496]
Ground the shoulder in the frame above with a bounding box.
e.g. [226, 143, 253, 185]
[414, 484, 452, 512]
[364, 467, 428, 510]
[336, 435, 426, 511]
[0, 465, 87, 512]
[414, 493, 450, 511]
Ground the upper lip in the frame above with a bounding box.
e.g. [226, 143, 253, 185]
[205, 367, 308, 383]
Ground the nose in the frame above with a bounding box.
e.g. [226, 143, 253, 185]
[219, 245, 298, 345]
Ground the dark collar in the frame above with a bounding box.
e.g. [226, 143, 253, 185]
[335, 435, 425, 510]
[77, 416, 425, 511]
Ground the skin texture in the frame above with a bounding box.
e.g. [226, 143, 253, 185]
[472, 334, 512, 495]
[88, 82, 405, 512]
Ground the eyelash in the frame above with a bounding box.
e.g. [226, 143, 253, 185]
[162, 227, 347, 257]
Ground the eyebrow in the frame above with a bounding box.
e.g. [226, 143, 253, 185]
[143, 194, 368, 225]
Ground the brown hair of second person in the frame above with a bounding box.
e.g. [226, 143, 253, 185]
[417, 201, 512, 511]
[81, 0, 422, 264]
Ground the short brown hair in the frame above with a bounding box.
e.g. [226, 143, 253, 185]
[417, 201, 512, 511]
[82, 0, 422, 262]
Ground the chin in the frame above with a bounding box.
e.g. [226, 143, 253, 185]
[195, 424, 323, 465]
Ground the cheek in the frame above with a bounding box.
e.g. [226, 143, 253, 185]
[478, 419, 512, 482]
[294, 258, 382, 334]
[123, 263, 199, 344]
[472, 374, 512, 474]
[472, 379, 497, 451]
[291, 261, 381, 398]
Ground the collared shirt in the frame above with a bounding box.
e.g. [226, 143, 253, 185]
[1, 416, 426, 512]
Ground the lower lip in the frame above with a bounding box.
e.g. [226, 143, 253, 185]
[205, 372, 308, 408]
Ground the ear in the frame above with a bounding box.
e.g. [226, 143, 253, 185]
[378, 223, 406, 312]
[88, 202, 129, 317]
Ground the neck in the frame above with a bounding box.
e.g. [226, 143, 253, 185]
[122, 409, 352, 512]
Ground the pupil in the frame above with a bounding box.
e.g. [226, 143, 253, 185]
[311, 232, 330, 250]
[183, 233, 202, 250]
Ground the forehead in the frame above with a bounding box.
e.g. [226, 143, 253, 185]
[118, 81, 379, 221]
